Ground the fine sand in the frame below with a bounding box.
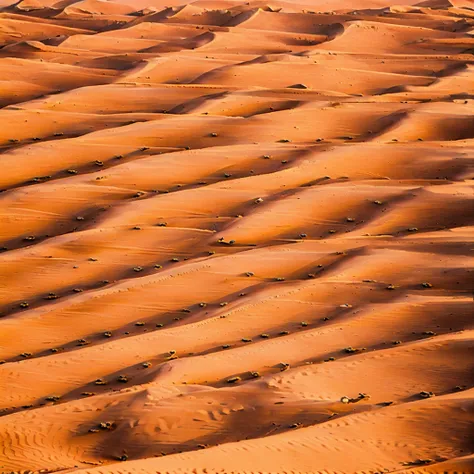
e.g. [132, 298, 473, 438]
[0, 0, 473, 473]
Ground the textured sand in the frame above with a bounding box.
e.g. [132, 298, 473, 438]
[0, 0, 473, 473]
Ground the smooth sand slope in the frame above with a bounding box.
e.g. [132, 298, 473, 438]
[0, 0, 473, 473]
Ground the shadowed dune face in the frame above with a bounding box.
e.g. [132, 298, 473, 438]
[0, 0, 473, 473]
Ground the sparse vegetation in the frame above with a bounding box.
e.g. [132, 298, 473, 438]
[99, 421, 115, 430]
[343, 347, 365, 354]
[340, 393, 370, 404]
[419, 391, 435, 399]
[402, 459, 434, 467]
[44, 293, 58, 300]
[45, 395, 60, 402]
[226, 376, 241, 383]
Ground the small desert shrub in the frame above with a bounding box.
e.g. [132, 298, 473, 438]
[45, 395, 60, 402]
[226, 376, 241, 383]
[419, 391, 434, 399]
[99, 421, 114, 430]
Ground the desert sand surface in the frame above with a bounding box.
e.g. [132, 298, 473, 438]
[0, 0, 473, 473]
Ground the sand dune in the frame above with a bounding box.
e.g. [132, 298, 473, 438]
[0, 0, 473, 473]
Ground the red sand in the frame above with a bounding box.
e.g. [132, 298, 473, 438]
[0, 0, 473, 473]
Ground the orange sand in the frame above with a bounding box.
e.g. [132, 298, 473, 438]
[0, 0, 473, 473]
